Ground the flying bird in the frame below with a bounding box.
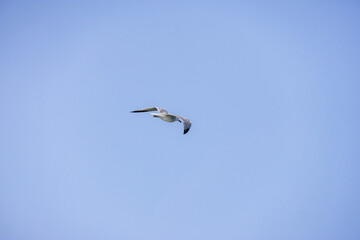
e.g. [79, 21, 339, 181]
[131, 107, 191, 134]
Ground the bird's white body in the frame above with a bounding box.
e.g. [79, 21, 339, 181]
[151, 113, 179, 122]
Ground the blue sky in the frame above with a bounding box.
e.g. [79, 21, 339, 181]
[1, 1, 360, 239]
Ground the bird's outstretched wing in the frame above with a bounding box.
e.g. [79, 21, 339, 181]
[175, 115, 192, 134]
[131, 107, 168, 114]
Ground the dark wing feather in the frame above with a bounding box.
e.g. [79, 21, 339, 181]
[176, 115, 191, 134]
[131, 107, 168, 114]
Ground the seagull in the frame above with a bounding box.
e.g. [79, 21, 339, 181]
[131, 107, 191, 134]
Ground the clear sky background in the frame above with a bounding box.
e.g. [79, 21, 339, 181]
[1, 1, 360, 240]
